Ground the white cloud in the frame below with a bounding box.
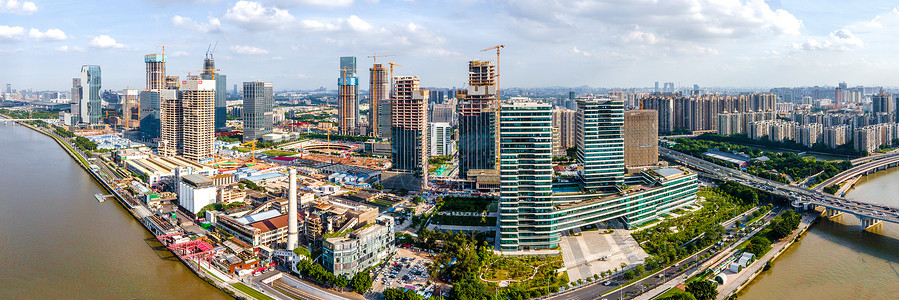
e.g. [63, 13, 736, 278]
[849, 15, 884, 32]
[0, 0, 37, 15]
[230, 45, 269, 55]
[88, 35, 126, 49]
[274, 0, 353, 8]
[795, 29, 863, 51]
[571, 47, 595, 57]
[172, 15, 222, 33]
[0, 25, 25, 40]
[346, 15, 372, 31]
[28, 28, 67, 41]
[500, 0, 802, 43]
[54, 45, 83, 52]
[224, 1, 296, 31]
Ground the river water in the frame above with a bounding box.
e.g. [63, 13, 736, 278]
[738, 167, 899, 299]
[0, 123, 228, 299]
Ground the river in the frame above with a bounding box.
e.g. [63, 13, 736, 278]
[738, 167, 899, 299]
[0, 123, 228, 299]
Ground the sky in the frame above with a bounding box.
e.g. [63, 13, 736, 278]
[4, 0, 899, 91]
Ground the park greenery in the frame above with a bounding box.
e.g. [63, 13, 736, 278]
[216, 135, 242, 143]
[301, 132, 371, 143]
[239, 179, 266, 193]
[670, 137, 852, 183]
[686, 280, 718, 300]
[428, 155, 452, 165]
[261, 149, 299, 157]
[656, 288, 697, 300]
[383, 287, 425, 300]
[0, 108, 58, 119]
[823, 184, 841, 195]
[414, 230, 568, 300]
[432, 215, 497, 227]
[633, 187, 752, 268]
[73, 136, 98, 151]
[437, 196, 494, 212]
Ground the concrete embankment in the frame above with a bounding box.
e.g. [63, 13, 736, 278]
[717, 213, 817, 299]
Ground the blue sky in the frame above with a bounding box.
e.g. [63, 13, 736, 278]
[4, 0, 899, 91]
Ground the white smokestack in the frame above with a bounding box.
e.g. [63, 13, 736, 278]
[287, 168, 298, 250]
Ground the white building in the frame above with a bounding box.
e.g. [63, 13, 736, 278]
[429, 122, 453, 157]
[177, 173, 217, 215]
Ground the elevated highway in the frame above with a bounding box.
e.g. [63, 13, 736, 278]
[660, 147, 899, 230]
[813, 154, 899, 191]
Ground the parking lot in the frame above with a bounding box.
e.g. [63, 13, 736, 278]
[372, 248, 441, 298]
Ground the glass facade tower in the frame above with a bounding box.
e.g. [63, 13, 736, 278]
[577, 96, 624, 191]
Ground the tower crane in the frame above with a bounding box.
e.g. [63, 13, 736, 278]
[481, 44, 505, 170]
[241, 140, 258, 164]
[387, 62, 402, 98]
[367, 53, 396, 65]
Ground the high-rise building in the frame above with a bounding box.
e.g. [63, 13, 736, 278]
[145, 54, 165, 90]
[165, 76, 180, 90]
[180, 77, 216, 161]
[457, 60, 496, 179]
[159, 86, 182, 157]
[624, 110, 658, 170]
[824, 125, 849, 148]
[77, 65, 102, 124]
[429, 122, 452, 157]
[121, 89, 139, 129]
[498, 100, 554, 251]
[369, 63, 389, 137]
[5, 83, 10, 94]
[242, 81, 273, 142]
[430, 102, 455, 125]
[201, 55, 228, 130]
[391, 76, 428, 177]
[577, 96, 624, 191]
[552, 108, 577, 150]
[798, 123, 823, 147]
[338, 56, 359, 135]
[70, 78, 84, 124]
[139, 89, 172, 141]
[873, 90, 892, 114]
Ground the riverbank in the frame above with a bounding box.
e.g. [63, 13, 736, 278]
[3, 119, 241, 299]
[717, 212, 818, 299]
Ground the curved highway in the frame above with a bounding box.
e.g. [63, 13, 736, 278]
[659, 147, 899, 225]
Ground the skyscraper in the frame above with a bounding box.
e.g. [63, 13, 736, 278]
[552, 108, 577, 150]
[121, 89, 139, 129]
[159, 87, 182, 157]
[70, 78, 84, 124]
[498, 100, 554, 251]
[79, 65, 102, 124]
[370, 63, 389, 137]
[201, 55, 227, 130]
[338, 56, 359, 135]
[139, 89, 166, 141]
[145, 54, 165, 90]
[457, 60, 496, 179]
[242, 81, 274, 142]
[391, 76, 428, 177]
[180, 77, 215, 161]
[577, 96, 624, 191]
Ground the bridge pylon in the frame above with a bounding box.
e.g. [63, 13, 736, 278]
[859, 216, 883, 232]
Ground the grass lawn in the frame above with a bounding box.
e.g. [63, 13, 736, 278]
[438, 196, 493, 212]
[432, 215, 496, 226]
[231, 282, 275, 300]
[262, 150, 299, 157]
[657, 287, 693, 299]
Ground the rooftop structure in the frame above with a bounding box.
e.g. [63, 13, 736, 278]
[338, 56, 359, 135]
[457, 60, 497, 179]
[322, 215, 396, 278]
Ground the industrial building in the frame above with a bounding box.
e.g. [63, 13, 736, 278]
[177, 172, 216, 215]
[304, 198, 379, 248]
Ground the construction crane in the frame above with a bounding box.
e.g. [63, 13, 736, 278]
[155, 44, 186, 59]
[202, 42, 220, 79]
[241, 140, 258, 164]
[388, 62, 402, 98]
[367, 53, 396, 65]
[481, 44, 505, 170]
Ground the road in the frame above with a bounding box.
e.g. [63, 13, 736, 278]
[659, 147, 899, 224]
[548, 205, 775, 300]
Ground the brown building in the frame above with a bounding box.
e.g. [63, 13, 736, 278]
[624, 110, 658, 171]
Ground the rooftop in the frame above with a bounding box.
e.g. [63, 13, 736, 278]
[651, 167, 685, 179]
[236, 209, 281, 225]
[182, 174, 214, 186]
[249, 213, 303, 233]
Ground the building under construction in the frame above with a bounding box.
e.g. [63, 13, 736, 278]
[337, 56, 359, 135]
[369, 63, 389, 138]
[457, 60, 497, 179]
[391, 75, 429, 179]
[145, 54, 165, 90]
[160, 77, 215, 161]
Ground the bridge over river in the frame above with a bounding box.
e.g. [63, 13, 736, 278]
[660, 147, 899, 231]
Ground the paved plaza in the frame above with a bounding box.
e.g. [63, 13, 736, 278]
[559, 225, 648, 282]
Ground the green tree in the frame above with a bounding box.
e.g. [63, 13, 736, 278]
[623, 270, 635, 280]
[451, 276, 494, 300]
[350, 271, 373, 293]
[686, 280, 718, 300]
[658, 289, 698, 300]
[412, 196, 424, 205]
[635, 264, 645, 276]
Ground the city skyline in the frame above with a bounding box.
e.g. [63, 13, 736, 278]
[6, 1, 899, 91]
